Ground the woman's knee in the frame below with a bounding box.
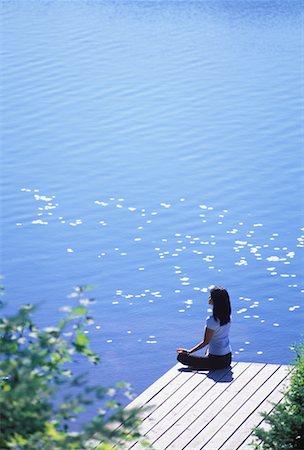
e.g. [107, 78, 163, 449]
[177, 353, 187, 364]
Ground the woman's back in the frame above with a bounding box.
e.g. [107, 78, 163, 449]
[206, 315, 231, 356]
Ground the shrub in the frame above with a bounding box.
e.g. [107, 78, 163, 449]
[252, 342, 304, 450]
[0, 285, 148, 449]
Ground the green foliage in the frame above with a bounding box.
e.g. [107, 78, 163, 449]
[252, 342, 304, 450]
[0, 286, 147, 449]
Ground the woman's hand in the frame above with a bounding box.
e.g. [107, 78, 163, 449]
[176, 348, 190, 354]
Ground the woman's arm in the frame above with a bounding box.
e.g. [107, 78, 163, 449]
[176, 327, 214, 354]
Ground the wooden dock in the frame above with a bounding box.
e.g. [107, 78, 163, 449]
[122, 361, 291, 449]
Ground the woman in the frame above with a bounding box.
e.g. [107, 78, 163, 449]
[176, 286, 232, 370]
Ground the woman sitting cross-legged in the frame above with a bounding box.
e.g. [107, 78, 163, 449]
[176, 286, 232, 370]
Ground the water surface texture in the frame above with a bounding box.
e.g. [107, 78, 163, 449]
[2, 0, 303, 397]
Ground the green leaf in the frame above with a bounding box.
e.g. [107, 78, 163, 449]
[0, 287, 145, 449]
[70, 306, 87, 317]
[81, 285, 96, 292]
[75, 331, 89, 347]
[45, 422, 65, 441]
[12, 433, 28, 445]
[97, 442, 115, 450]
[2, 383, 11, 392]
[105, 400, 117, 409]
[115, 381, 127, 388]
[73, 406, 85, 413]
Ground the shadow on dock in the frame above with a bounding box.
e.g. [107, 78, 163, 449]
[178, 365, 234, 382]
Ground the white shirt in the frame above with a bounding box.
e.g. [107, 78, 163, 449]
[206, 316, 232, 356]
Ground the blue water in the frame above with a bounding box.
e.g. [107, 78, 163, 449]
[2, 0, 303, 401]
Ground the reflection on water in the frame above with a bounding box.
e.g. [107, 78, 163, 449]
[2, 0, 303, 396]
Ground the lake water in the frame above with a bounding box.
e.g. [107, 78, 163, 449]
[2, 0, 303, 400]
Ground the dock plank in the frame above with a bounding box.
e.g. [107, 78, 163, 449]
[113, 364, 184, 449]
[221, 367, 291, 450]
[168, 363, 271, 449]
[106, 361, 292, 450]
[124, 368, 198, 448]
[198, 365, 289, 449]
[126, 363, 183, 411]
[129, 363, 240, 450]
[149, 362, 252, 450]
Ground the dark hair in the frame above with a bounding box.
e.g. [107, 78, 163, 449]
[210, 286, 231, 326]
